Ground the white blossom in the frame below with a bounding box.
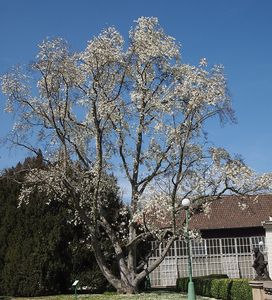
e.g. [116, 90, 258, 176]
[2, 17, 272, 293]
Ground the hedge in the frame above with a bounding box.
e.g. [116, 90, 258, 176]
[176, 275, 252, 300]
[230, 279, 253, 300]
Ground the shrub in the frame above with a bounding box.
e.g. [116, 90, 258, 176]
[218, 278, 232, 300]
[230, 279, 252, 300]
[210, 279, 221, 298]
[198, 278, 212, 297]
[205, 274, 229, 279]
[176, 274, 228, 297]
[176, 276, 252, 300]
[176, 277, 189, 292]
[209, 278, 233, 300]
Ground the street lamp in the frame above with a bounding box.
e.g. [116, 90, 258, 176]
[182, 198, 196, 300]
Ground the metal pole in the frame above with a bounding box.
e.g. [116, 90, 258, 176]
[74, 286, 77, 300]
[185, 208, 196, 300]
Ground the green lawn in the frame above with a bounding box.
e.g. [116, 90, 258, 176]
[10, 292, 211, 300]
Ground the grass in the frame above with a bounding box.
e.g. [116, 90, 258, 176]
[10, 292, 211, 300]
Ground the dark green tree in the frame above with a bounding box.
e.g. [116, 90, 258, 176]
[0, 155, 73, 296]
[0, 155, 126, 296]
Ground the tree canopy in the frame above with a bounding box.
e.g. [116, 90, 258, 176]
[0, 156, 116, 296]
[1, 17, 272, 293]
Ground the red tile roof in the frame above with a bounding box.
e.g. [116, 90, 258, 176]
[188, 194, 272, 230]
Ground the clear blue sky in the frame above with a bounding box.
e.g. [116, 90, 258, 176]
[0, 0, 272, 173]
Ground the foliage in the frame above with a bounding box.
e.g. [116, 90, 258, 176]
[70, 242, 110, 293]
[0, 156, 118, 296]
[176, 276, 252, 300]
[230, 279, 253, 300]
[0, 159, 72, 296]
[176, 277, 188, 293]
[0, 156, 43, 295]
[2, 16, 272, 293]
[213, 278, 232, 300]
[176, 275, 224, 297]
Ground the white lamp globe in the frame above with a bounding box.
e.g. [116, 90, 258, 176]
[182, 198, 190, 208]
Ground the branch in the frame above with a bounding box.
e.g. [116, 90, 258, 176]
[136, 235, 177, 283]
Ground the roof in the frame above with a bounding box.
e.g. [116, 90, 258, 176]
[188, 194, 272, 230]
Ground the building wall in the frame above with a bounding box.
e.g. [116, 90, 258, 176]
[149, 235, 265, 287]
[263, 221, 272, 276]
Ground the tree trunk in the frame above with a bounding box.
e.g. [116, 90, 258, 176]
[117, 278, 139, 294]
[93, 248, 139, 294]
[92, 233, 140, 294]
[128, 223, 137, 272]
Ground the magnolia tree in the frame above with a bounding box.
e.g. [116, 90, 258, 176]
[1, 17, 272, 293]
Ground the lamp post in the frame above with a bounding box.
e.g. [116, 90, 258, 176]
[182, 198, 196, 300]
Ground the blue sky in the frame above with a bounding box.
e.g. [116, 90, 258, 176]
[0, 0, 272, 174]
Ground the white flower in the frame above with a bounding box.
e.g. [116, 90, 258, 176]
[199, 57, 208, 67]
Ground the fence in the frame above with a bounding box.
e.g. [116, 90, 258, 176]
[148, 236, 266, 287]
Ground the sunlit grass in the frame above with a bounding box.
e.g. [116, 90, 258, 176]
[11, 291, 210, 300]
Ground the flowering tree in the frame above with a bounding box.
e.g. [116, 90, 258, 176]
[1, 17, 272, 293]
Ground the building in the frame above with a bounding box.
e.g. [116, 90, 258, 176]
[149, 194, 272, 287]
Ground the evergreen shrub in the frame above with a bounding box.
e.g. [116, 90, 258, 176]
[230, 279, 252, 300]
[176, 275, 252, 300]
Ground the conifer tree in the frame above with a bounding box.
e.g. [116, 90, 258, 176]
[0, 155, 121, 296]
